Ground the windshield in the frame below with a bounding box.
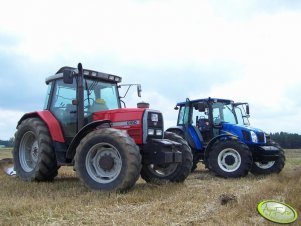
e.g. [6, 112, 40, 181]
[212, 102, 237, 125]
[84, 78, 120, 114]
[234, 104, 250, 125]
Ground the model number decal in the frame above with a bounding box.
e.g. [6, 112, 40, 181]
[127, 120, 139, 125]
[112, 120, 140, 127]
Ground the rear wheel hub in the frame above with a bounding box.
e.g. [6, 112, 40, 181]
[99, 155, 114, 171]
[19, 131, 39, 172]
[85, 143, 122, 184]
[225, 155, 235, 165]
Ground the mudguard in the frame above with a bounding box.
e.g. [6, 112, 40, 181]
[17, 111, 65, 143]
[204, 134, 239, 162]
[65, 120, 111, 160]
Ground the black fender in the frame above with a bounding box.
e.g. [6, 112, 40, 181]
[204, 134, 239, 162]
[66, 120, 111, 160]
[166, 126, 203, 150]
[166, 126, 196, 147]
[166, 126, 185, 137]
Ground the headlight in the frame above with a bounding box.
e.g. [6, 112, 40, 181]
[108, 75, 115, 80]
[151, 113, 158, 122]
[250, 131, 258, 143]
[156, 130, 163, 136]
[148, 129, 155, 135]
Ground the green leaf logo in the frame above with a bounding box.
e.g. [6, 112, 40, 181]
[258, 200, 298, 224]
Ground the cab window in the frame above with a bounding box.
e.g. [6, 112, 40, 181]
[178, 106, 189, 125]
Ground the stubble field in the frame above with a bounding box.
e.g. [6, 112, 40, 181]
[0, 148, 300, 226]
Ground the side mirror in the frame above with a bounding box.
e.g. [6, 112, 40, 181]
[63, 70, 73, 84]
[197, 102, 207, 112]
[137, 84, 142, 97]
[246, 104, 250, 115]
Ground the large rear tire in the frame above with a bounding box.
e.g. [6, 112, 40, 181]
[13, 118, 58, 181]
[74, 128, 142, 192]
[250, 140, 285, 175]
[208, 139, 252, 178]
[140, 132, 193, 183]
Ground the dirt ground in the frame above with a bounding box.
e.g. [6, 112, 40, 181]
[0, 148, 300, 226]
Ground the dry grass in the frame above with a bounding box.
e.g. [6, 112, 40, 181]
[0, 148, 300, 226]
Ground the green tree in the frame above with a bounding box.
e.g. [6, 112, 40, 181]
[270, 132, 301, 149]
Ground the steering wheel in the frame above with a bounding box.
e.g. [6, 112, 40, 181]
[84, 97, 95, 108]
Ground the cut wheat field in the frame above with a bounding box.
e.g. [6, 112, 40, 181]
[0, 148, 300, 226]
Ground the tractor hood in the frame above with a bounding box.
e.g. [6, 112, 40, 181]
[221, 123, 266, 145]
[92, 108, 164, 145]
[92, 108, 146, 124]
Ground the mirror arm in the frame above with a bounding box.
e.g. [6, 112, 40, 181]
[119, 85, 132, 99]
[118, 84, 142, 98]
[120, 99, 126, 108]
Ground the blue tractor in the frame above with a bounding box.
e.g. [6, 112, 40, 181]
[167, 98, 285, 178]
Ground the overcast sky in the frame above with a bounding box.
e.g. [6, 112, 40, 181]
[0, 0, 301, 139]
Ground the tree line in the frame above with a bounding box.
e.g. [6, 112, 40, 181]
[0, 137, 14, 147]
[269, 132, 301, 149]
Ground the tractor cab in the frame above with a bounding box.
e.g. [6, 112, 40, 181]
[175, 98, 264, 145]
[44, 67, 123, 142]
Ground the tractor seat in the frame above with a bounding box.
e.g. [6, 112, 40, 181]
[198, 118, 210, 131]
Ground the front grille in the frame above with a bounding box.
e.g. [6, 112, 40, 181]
[143, 110, 164, 143]
[147, 113, 163, 127]
[242, 130, 251, 142]
[256, 132, 265, 143]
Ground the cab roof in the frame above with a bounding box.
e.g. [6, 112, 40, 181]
[45, 66, 122, 84]
[176, 98, 234, 106]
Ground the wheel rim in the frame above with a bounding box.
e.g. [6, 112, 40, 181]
[85, 143, 122, 184]
[255, 161, 275, 169]
[19, 131, 39, 172]
[147, 163, 178, 178]
[217, 148, 241, 172]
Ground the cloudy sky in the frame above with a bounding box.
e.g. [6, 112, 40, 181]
[0, 0, 301, 139]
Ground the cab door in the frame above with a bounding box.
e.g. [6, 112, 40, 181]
[49, 79, 77, 142]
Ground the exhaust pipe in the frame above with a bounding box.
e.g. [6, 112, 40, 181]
[0, 158, 16, 176]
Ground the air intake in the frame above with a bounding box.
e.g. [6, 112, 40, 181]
[137, 102, 149, 108]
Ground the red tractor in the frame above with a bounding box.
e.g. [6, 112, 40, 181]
[13, 63, 192, 192]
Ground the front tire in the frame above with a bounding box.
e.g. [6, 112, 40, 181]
[74, 128, 142, 192]
[208, 139, 252, 178]
[250, 140, 285, 175]
[13, 118, 58, 181]
[140, 132, 193, 183]
[167, 129, 198, 173]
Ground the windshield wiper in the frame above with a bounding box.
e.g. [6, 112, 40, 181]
[85, 80, 91, 106]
